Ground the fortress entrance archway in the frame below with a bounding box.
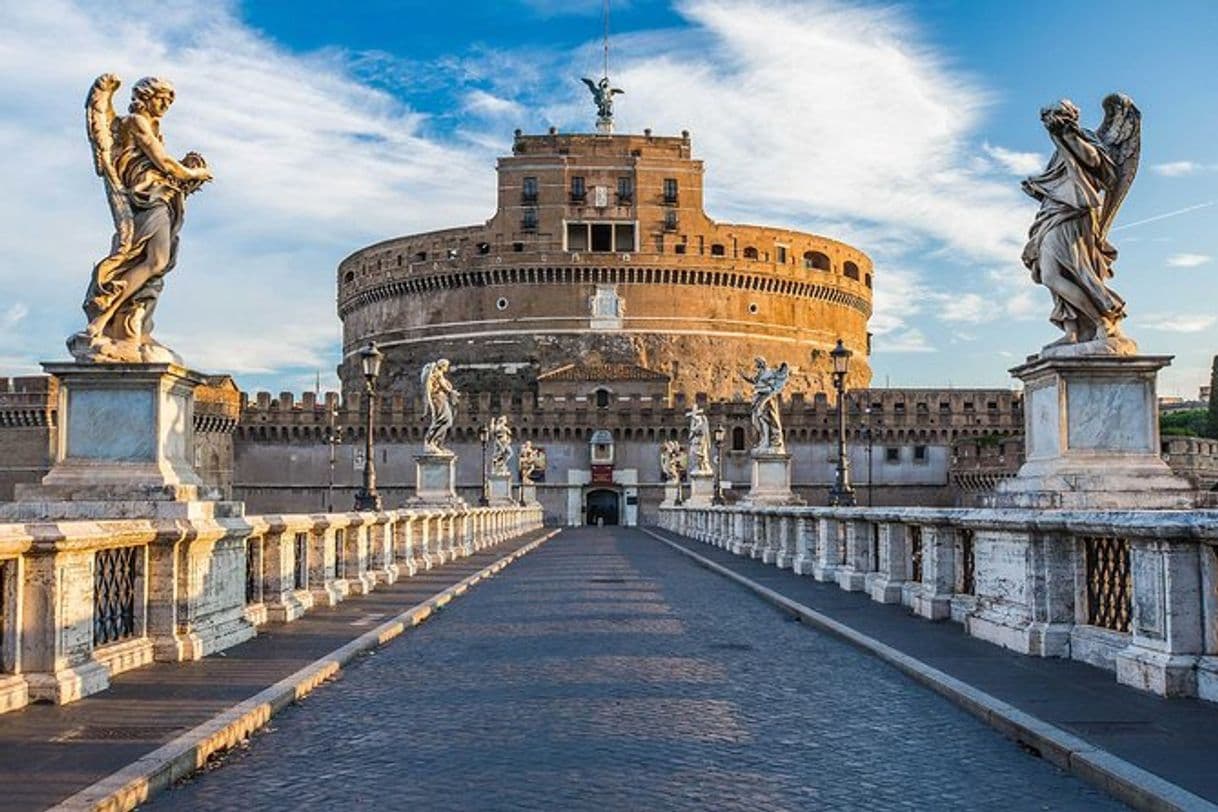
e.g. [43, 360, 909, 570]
[585, 489, 620, 526]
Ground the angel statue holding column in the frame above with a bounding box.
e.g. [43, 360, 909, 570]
[421, 359, 459, 453]
[72, 74, 212, 364]
[1021, 93, 1141, 354]
[741, 357, 790, 454]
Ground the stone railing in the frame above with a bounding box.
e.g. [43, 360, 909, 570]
[658, 504, 1218, 704]
[0, 504, 543, 715]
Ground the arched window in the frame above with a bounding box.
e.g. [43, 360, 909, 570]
[844, 261, 860, 280]
[343, 270, 354, 283]
[864, 273, 872, 288]
[804, 251, 830, 271]
[595, 388, 610, 408]
[742, 246, 759, 260]
[710, 243, 725, 256]
[732, 426, 746, 451]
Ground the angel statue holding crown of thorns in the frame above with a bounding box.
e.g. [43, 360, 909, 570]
[70, 74, 212, 364]
[1021, 93, 1141, 355]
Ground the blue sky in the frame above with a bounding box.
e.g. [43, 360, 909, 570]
[1, 0, 1214, 397]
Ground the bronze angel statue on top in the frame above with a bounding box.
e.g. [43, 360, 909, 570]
[71, 74, 212, 364]
[1021, 93, 1141, 355]
[581, 76, 624, 123]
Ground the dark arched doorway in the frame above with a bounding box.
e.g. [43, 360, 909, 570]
[585, 489, 620, 526]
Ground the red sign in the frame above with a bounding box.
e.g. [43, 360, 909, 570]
[591, 465, 614, 484]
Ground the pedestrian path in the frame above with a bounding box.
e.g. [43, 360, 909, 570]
[150, 528, 1123, 810]
[648, 526, 1218, 808]
[0, 530, 552, 812]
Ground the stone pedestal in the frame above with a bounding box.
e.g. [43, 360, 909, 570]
[521, 482, 539, 506]
[1, 362, 243, 521]
[686, 472, 715, 507]
[410, 452, 467, 508]
[661, 482, 681, 507]
[487, 472, 515, 505]
[740, 451, 803, 506]
[990, 355, 1194, 510]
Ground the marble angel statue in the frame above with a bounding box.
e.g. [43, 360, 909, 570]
[518, 441, 543, 484]
[581, 76, 624, 121]
[490, 414, 514, 476]
[71, 74, 212, 363]
[686, 405, 713, 475]
[741, 357, 790, 453]
[421, 359, 459, 453]
[659, 440, 685, 483]
[1021, 93, 1141, 354]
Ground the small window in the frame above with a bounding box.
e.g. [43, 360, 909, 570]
[614, 223, 635, 252]
[710, 244, 725, 257]
[732, 426, 746, 451]
[775, 245, 787, 264]
[916, 402, 928, 414]
[595, 389, 610, 408]
[617, 177, 633, 204]
[591, 223, 613, 252]
[674, 244, 686, 255]
[914, 445, 927, 462]
[864, 273, 872, 288]
[414, 251, 427, 262]
[477, 242, 490, 255]
[522, 208, 538, 230]
[894, 403, 906, 414]
[885, 447, 900, 464]
[804, 251, 831, 271]
[570, 176, 586, 203]
[939, 401, 951, 412]
[522, 176, 538, 203]
[567, 222, 589, 252]
[343, 270, 354, 283]
[663, 178, 678, 203]
[743, 246, 758, 260]
[963, 401, 975, 412]
[664, 210, 678, 231]
[844, 261, 860, 280]
[513, 242, 524, 252]
[987, 401, 999, 410]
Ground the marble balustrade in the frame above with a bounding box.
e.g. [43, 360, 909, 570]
[658, 504, 1218, 704]
[0, 504, 543, 715]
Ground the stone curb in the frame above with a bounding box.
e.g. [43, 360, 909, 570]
[51, 529, 562, 812]
[642, 528, 1217, 812]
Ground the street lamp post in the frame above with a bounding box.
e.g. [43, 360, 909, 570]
[712, 423, 726, 505]
[828, 339, 857, 507]
[353, 342, 383, 511]
[478, 423, 490, 506]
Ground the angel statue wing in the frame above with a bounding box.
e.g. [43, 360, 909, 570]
[581, 77, 599, 96]
[1094, 93, 1141, 241]
[420, 361, 436, 421]
[772, 362, 791, 393]
[85, 74, 134, 252]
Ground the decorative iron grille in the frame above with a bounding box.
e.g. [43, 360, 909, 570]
[959, 529, 976, 595]
[333, 529, 346, 580]
[245, 539, 260, 605]
[1084, 536, 1132, 633]
[94, 547, 139, 647]
[909, 526, 924, 583]
[293, 532, 308, 590]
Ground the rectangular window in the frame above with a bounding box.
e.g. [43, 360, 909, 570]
[591, 223, 613, 252]
[664, 210, 678, 231]
[614, 223, 635, 252]
[570, 176, 586, 202]
[885, 447, 900, 464]
[663, 178, 678, 203]
[566, 222, 588, 251]
[522, 208, 538, 231]
[617, 176, 633, 204]
[913, 445, 927, 462]
[522, 176, 538, 203]
[775, 245, 787, 264]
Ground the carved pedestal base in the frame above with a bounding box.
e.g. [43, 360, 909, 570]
[409, 452, 467, 509]
[686, 473, 714, 507]
[521, 482, 539, 506]
[740, 451, 803, 507]
[989, 355, 1194, 510]
[487, 472, 515, 506]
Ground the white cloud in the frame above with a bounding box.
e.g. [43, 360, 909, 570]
[1139, 314, 1218, 333]
[463, 89, 524, 118]
[982, 143, 1045, 176]
[1167, 253, 1211, 268]
[875, 328, 934, 353]
[1152, 161, 1212, 177]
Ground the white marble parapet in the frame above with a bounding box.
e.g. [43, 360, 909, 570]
[657, 503, 1218, 704]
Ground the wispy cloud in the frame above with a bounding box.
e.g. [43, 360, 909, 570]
[1152, 161, 1216, 177]
[1139, 313, 1218, 333]
[875, 328, 934, 353]
[1111, 201, 1217, 232]
[1166, 253, 1211, 268]
[982, 143, 1044, 176]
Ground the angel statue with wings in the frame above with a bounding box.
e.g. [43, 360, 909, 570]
[581, 76, 624, 123]
[489, 415, 514, 476]
[741, 357, 790, 454]
[1021, 93, 1141, 355]
[659, 440, 684, 484]
[71, 74, 212, 364]
[686, 405, 713, 476]
[519, 441, 543, 484]
[421, 359, 459, 453]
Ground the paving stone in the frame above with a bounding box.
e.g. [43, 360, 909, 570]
[151, 528, 1124, 810]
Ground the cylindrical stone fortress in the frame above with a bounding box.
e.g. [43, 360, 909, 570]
[337, 130, 873, 398]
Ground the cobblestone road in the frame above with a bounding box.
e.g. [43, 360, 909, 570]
[151, 528, 1123, 810]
